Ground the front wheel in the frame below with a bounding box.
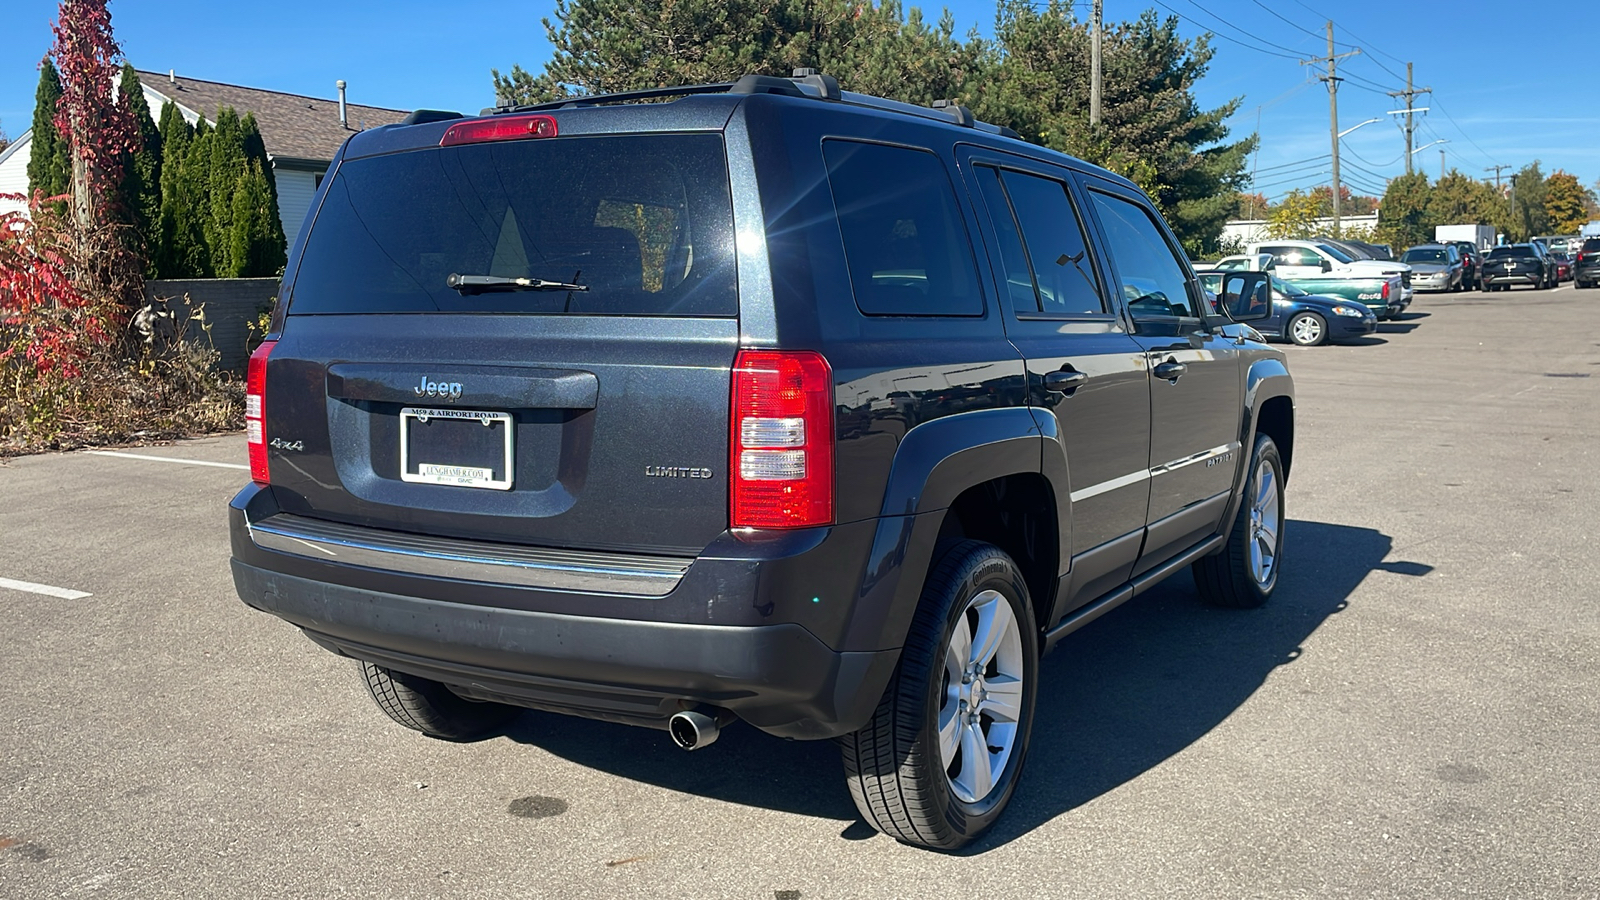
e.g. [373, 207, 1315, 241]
[1193, 434, 1285, 609]
[1286, 312, 1327, 346]
[840, 540, 1038, 850]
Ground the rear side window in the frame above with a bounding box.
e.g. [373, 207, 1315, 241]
[975, 167, 1104, 316]
[290, 133, 737, 316]
[823, 140, 984, 317]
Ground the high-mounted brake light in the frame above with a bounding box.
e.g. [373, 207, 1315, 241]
[246, 340, 276, 484]
[439, 114, 558, 147]
[731, 350, 834, 529]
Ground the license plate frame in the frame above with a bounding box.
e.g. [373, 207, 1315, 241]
[399, 407, 514, 491]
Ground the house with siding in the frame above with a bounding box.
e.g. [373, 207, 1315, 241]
[0, 70, 408, 239]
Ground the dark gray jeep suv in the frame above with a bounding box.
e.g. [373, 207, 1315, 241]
[230, 71, 1295, 850]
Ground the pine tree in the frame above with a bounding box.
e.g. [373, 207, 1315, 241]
[26, 58, 72, 202]
[116, 63, 162, 264]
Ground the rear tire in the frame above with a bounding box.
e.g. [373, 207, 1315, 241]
[840, 540, 1038, 851]
[1193, 434, 1285, 610]
[361, 662, 518, 741]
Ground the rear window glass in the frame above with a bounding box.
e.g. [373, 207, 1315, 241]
[1488, 246, 1535, 258]
[1401, 248, 1448, 263]
[823, 140, 984, 317]
[1584, 239, 1600, 252]
[289, 133, 737, 316]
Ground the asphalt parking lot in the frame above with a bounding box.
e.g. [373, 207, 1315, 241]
[2, 283, 1597, 899]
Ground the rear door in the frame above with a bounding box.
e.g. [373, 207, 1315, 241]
[264, 130, 741, 556]
[1080, 179, 1243, 570]
[958, 148, 1151, 611]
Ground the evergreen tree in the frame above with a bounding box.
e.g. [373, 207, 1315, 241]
[116, 63, 162, 264]
[203, 106, 247, 275]
[492, 0, 976, 108]
[166, 118, 215, 278]
[1376, 173, 1432, 250]
[0, 120, 10, 154]
[26, 58, 72, 202]
[239, 112, 287, 267]
[1543, 170, 1589, 235]
[152, 101, 201, 278]
[226, 159, 286, 277]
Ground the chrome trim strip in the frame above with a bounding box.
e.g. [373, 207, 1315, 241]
[1068, 441, 1239, 504]
[1149, 442, 1239, 477]
[247, 514, 690, 597]
[1069, 469, 1150, 504]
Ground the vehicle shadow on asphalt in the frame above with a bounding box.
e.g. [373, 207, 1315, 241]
[500, 519, 1412, 848]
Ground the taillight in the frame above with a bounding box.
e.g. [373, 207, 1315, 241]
[439, 114, 558, 147]
[730, 350, 834, 529]
[246, 340, 276, 484]
[1382, 281, 1390, 300]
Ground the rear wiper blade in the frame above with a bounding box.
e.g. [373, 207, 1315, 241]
[446, 273, 589, 295]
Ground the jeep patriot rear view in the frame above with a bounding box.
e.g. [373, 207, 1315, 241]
[230, 70, 1295, 850]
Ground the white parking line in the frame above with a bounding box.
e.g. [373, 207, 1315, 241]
[85, 450, 248, 471]
[0, 577, 92, 600]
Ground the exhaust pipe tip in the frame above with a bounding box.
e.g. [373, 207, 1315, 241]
[668, 709, 722, 751]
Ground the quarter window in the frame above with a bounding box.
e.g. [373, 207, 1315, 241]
[823, 140, 984, 317]
[1088, 190, 1197, 324]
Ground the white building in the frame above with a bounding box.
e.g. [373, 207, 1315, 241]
[1221, 214, 1381, 248]
[0, 70, 408, 241]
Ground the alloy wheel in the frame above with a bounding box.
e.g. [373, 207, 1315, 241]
[1248, 458, 1281, 586]
[1291, 315, 1323, 345]
[938, 589, 1025, 804]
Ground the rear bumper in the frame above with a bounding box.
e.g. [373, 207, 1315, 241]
[229, 484, 902, 739]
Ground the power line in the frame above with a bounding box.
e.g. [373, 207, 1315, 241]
[1254, 156, 1332, 176]
[1247, 0, 1350, 45]
[1430, 98, 1499, 168]
[1287, 0, 1409, 67]
[1146, 0, 1303, 60]
[1341, 142, 1406, 169]
[1178, 0, 1314, 57]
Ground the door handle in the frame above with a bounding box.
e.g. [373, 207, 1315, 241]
[1152, 360, 1187, 381]
[1043, 370, 1089, 393]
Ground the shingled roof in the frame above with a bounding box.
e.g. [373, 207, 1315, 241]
[135, 70, 409, 164]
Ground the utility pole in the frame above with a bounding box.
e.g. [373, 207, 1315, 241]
[1440, 148, 1446, 180]
[1303, 23, 1360, 234]
[1090, 0, 1103, 127]
[1485, 164, 1511, 190]
[1387, 62, 1431, 177]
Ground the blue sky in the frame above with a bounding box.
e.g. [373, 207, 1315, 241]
[2, 1, 1594, 203]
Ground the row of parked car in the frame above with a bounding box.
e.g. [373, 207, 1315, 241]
[1400, 236, 1593, 293]
[1196, 233, 1598, 346]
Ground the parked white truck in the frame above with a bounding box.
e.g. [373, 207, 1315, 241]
[1435, 224, 1496, 250]
[1245, 239, 1414, 307]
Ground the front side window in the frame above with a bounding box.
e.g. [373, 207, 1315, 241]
[1088, 190, 1197, 323]
[823, 140, 984, 317]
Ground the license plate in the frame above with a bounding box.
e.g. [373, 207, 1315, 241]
[399, 407, 513, 490]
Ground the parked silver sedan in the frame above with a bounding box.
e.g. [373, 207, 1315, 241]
[1399, 244, 1465, 292]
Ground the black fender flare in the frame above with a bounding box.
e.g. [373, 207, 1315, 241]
[839, 408, 1056, 652]
[1216, 357, 1296, 542]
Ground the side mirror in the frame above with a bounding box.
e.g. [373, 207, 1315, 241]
[1219, 272, 1272, 323]
[1319, 258, 1333, 272]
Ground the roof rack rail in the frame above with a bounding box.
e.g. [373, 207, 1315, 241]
[480, 69, 1022, 140]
